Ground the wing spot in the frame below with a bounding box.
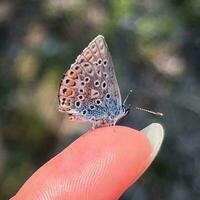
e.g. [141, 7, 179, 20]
[62, 88, 67, 93]
[68, 80, 76, 86]
[84, 77, 90, 83]
[84, 50, 92, 60]
[81, 81, 85, 86]
[61, 98, 66, 105]
[94, 80, 100, 87]
[75, 101, 81, 108]
[82, 109, 88, 115]
[65, 89, 73, 97]
[98, 59, 102, 65]
[84, 63, 89, 67]
[106, 93, 111, 99]
[87, 69, 93, 74]
[78, 95, 84, 100]
[75, 65, 80, 70]
[85, 50, 90, 55]
[84, 63, 93, 74]
[68, 70, 77, 79]
[89, 105, 95, 110]
[91, 89, 99, 98]
[103, 72, 108, 78]
[96, 70, 101, 76]
[79, 58, 85, 63]
[101, 81, 107, 89]
[79, 88, 84, 94]
[69, 71, 74, 75]
[103, 59, 108, 66]
[95, 99, 102, 105]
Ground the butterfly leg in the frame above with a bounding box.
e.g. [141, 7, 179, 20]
[92, 122, 96, 129]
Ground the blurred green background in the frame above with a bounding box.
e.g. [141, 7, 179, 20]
[0, 0, 199, 199]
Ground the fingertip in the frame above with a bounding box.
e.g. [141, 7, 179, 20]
[11, 125, 157, 200]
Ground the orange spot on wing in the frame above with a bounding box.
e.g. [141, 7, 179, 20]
[66, 89, 73, 97]
[68, 80, 76, 86]
[58, 104, 71, 112]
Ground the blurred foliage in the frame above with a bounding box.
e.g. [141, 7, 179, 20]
[0, 0, 199, 199]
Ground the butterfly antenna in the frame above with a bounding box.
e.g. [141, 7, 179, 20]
[135, 107, 163, 116]
[122, 90, 163, 117]
[123, 90, 133, 106]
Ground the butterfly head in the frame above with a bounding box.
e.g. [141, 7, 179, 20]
[116, 104, 130, 122]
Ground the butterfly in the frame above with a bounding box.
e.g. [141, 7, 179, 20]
[58, 35, 130, 129]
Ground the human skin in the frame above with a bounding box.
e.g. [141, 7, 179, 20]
[10, 123, 164, 200]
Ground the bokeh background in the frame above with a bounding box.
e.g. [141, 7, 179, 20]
[0, 0, 200, 199]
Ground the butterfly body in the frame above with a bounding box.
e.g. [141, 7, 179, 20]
[58, 35, 126, 128]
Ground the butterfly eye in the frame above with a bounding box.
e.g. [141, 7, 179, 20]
[101, 81, 107, 89]
[84, 77, 90, 83]
[103, 59, 108, 66]
[94, 80, 100, 87]
[75, 101, 81, 108]
[106, 93, 111, 99]
[89, 105, 95, 110]
[82, 109, 88, 115]
[95, 99, 102, 105]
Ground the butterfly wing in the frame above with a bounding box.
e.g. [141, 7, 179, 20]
[58, 35, 123, 124]
[76, 35, 122, 105]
